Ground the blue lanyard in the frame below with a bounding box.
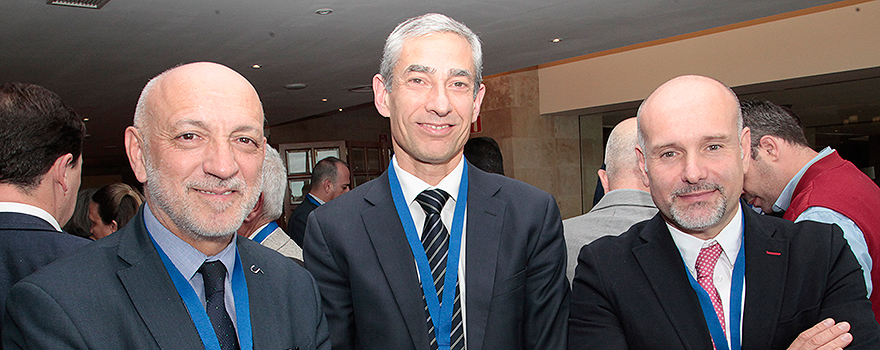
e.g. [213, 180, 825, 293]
[252, 221, 279, 244]
[307, 194, 321, 207]
[683, 215, 745, 350]
[388, 161, 468, 350]
[148, 234, 254, 350]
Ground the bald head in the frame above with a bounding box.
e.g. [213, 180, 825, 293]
[602, 117, 648, 192]
[637, 75, 741, 150]
[134, 62, 263, 132]
[124, 62, 266, 252]
[635, 75, 749, 238]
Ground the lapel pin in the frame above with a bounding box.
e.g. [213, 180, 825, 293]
[250, 264, 263, 274]
[765, 250, 782, 256]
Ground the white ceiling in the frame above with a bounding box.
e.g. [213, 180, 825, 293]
[0, 0, 843, 167]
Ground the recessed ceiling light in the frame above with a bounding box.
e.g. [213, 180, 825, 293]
[316, 8, 333, 15]
[284, 83, 307, 90]
[321, 98, 328, 102]
[338, 108, 343, 112]
[551, 38, 562, 43]
[251, 64, 261, 69]
[82, 117, 89, 122]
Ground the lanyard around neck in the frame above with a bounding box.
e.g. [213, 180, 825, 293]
[148, 233, 254, 350]
[251, 221, 279, 244]
[683, 215, 745, 350]
[388, 161, 468, 350]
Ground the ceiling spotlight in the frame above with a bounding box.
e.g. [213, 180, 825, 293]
[338, 108, 343, 112]
[316, 8, 333, 15]
[284, 83, 307, 90]
[83, 117, 89, 122]
[251, 64, 261, 69]
[321, 98, 328, 102]
[551, 38, 562, 43]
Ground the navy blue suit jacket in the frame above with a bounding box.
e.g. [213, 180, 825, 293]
[3, 207, 329, 349]
[288, 198, 319, 247]
[304, 164, 569, 350]
[0, 211, 89, 343]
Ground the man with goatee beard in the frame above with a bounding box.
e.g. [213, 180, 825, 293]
[569, 75, 879, 350]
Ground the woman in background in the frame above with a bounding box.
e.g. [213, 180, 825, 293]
[64, 188, 96, 239]
[89, 183, 144, 240]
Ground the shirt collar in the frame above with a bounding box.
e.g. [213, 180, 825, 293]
[772, 146, 834, 213]
[0, 202, 62, 231]
[144, 203, 238, 280]
[669, 202, 744, 275]
[307, 193, 325, 205]
[392, 155, 464, 206]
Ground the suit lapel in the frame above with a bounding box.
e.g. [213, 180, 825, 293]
[741, 208, 788, 349]
[363, 173, 431, 349]
[238, 236, 269, 349]
[632, 215, 714, 350]
[115, 210, 204, 349]
[462, 168, 505, 350]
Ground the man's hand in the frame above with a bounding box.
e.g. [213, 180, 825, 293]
[787, 318, 853, 350]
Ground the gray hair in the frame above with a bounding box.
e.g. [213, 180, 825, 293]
[379, 13, 483, 98]
[261, 145, 286, 221]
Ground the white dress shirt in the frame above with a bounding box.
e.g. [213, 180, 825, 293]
[392, 155, 468, 339]
[0, 202, 62, 231]
[669, 203, 746, 347]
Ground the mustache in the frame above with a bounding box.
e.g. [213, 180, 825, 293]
[671, 182, 723, 197]
[186, 177, 245, 192]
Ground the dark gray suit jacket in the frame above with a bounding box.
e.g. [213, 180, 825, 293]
[304, 165, 569, 350]
[0, 211, 89, 345]
[570, 205, 880, 349]
[3, 207, 329, 350]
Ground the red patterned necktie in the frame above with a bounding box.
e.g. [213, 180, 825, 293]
[696, 242, 725, 347]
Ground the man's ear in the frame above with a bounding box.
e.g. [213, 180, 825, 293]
[51, 153, 76, 192]
[244, 194, 264, 223]
[470, 83, 486, 124]
[373, 74, 391, 118]
[109, 220, 118, 232]
[635, 146, 650, 188]
[322, 179, 334, 193]
[597, 169, 610, 195]
[740, 127, 752, 174]
[757, 135, 782, 162]
[125, 126, 148, 183]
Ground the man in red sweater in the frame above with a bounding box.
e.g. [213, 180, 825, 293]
[741, 99, 880, 323]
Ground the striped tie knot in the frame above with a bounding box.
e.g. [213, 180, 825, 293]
[416, 189, 450, 215]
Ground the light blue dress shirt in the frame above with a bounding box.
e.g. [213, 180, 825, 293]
[144, 204, 241, 334]
[772, 147, 873, 296]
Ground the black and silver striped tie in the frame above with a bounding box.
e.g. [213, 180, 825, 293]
[416, 188, 464, 350]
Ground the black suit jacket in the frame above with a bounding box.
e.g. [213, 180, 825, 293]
[569, 205, 880, 349]
[304, 165, 570, 350]
[0, 212, 89, 345]
[3, 207, 329, 350]
[289, 198, 319, 247]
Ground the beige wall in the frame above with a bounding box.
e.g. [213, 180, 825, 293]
[539, 0, 880, 115]
[480, 69, 582, 219]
